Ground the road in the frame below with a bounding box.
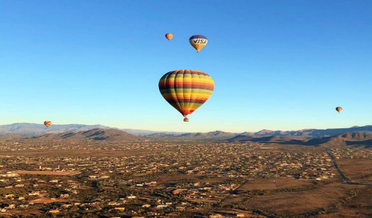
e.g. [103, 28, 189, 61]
[326, 149, 371, 187]
[215, 149, 370, 208]
[214, 179, 250, 207]
[325, 149, 352, 184]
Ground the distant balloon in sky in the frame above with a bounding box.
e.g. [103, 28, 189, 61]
[336, 107, 342, 113]
[165, 33, 173, 41]
[44, 121, 52, 128]
[159, 70, 214, 122]
[189, 35, 208, 53]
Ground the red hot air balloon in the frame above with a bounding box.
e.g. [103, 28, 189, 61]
[336, 107, 342, 113]
[44, 121, 52, 128]
[165, 33, 173, 41]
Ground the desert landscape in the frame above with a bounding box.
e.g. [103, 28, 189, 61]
[1, 1, 371, 217]
[0, 124, 371, 217]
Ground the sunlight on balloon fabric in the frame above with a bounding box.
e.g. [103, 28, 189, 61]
[159, 70, 214, 122]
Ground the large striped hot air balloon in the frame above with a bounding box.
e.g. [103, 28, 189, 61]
[189, 35, 208, 53]
[44, 121, 52, 128]
[159, 70, 214, 122]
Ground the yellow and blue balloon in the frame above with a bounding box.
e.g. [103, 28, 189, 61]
[189, 35, 208, 53]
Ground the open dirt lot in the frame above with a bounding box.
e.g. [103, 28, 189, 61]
[242, 183, 364, 216]
[238, 178, 315, 191]
[0, 149, 153, 157]
[15, 170, 81, 176]
[338, 158, 372, 182]
[30, 197, 68, 204]
[316, 187, 372, 218]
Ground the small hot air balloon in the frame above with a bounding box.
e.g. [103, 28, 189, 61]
[44, 121, 52, 128]
[189, 35, 208, 53]
[159, 70, 214, 122]
[336, 107, 342, 113]
[165, 33, 173, 41]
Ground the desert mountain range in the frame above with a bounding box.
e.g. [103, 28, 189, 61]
[0, 123, 372, 147]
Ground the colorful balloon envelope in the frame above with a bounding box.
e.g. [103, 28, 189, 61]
[165, 33, 173, 41]
[159, 70, 214, 122]
[44, 121, 52, 128]
[336, 107, 342, 113]
[189, 35, 208, 53]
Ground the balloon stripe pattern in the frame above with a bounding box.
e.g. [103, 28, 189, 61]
[159, 70, 214, 120]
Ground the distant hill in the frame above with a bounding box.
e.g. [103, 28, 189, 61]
[0, 123, 182, 137]
[0, 133, 26, 140]
[228, 132, 372, 148]
[1, 123, 372, 147]
[148, 130, 236, 140]
[121, 129, 184, 136]
[25, 129, 372, 147]
[146, 125, 372, 140]
[252, 126, 372, 138]
[33, 128, 142, 142]
[321, 132, 372, 148]
[0, 123, 109, 136]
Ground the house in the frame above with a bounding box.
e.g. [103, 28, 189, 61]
[173, 189, 187, 195]
[60, 194, 70, 198]
[156, 204, 169, 209]
[5, 194, 15, 199]
[209, 214, 225, 218]
[5, 172, 19, 177]
[108, 202, 120, 206]
[29, 191, 40, 196]
[49, 209, 60, 213]
[6, 204, 16, 209]
[127, 195, 136, 199]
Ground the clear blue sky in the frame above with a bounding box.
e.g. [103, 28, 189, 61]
[0, 0, 371, 132]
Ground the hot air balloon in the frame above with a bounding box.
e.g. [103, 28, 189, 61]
[189, 35, 208, 53]
[165, 33, 173, 41]
[159, 70, 214, 122]
[336, 107, 342, 113]
[44, 121, 52, 128]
